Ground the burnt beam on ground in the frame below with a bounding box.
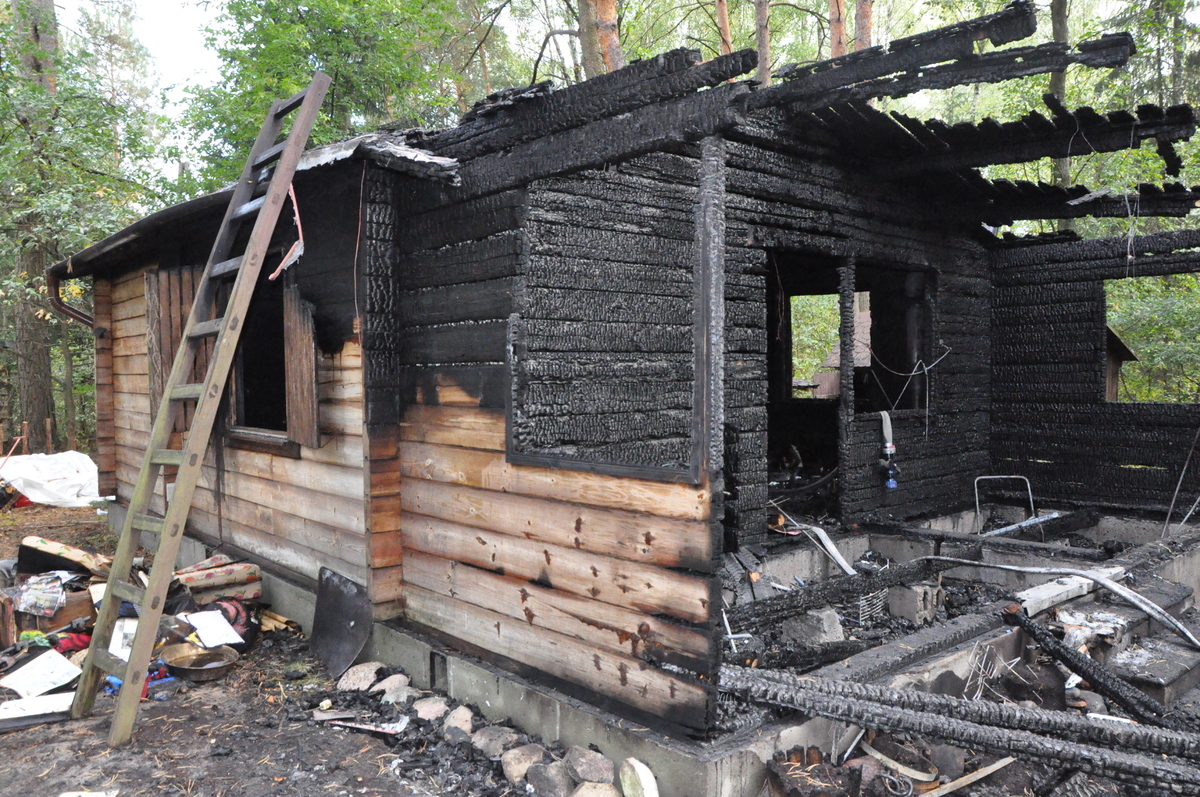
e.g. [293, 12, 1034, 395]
[747, 0, 1038, 111]
[719, 665, 1200, 793]
[1002, 605, 1191, 731]
[725, 543, 982, 634]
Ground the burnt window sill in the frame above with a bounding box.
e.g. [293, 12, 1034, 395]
[225, 427, 301, 459]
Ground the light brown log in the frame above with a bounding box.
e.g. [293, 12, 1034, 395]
[400, 477, 712, 570]
[399, 405, 505, 451]
[400, 512, 712, 623]
[403, 585, 709, 727]
[404, 549, 713, 668]
[397, 441, 710, 521]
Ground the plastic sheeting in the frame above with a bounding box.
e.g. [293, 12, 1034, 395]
[0, 451, 100, 508]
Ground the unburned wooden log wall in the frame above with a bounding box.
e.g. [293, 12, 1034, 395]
[991, 237, 1200, 509]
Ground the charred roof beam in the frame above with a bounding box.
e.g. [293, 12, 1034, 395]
[975, 182, 1200, 226]
[748, 0, 1038, 112]
[880, 93, 1191, 177]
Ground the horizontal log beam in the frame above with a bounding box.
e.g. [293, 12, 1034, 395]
[748, 0, 1038, 111]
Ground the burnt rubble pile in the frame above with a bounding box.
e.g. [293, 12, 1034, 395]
[289, 660, 659, 797]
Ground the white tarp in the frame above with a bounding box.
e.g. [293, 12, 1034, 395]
[0, 451, 100, 508]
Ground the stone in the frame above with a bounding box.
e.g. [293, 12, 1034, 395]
[336, 661, 383, 691]
[443, 726, 472, 745]
[617, 758, 659, 797]
[412, 696, 448, 721]
[526, 760, 574, 797]
[368, 673, 410, 694]
[501, 743, 547, 784]
[564, 746, 614, 784]
[928, 744, 965, 781]
[779, 606, 844, 646]
[472, 724, 520, 758]
[888, 583, 943, 625]
[570, 784, 619, 797]
[442, 705, 474, 738]
[382, 685, 418, 706]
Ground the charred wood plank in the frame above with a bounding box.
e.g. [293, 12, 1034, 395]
[401, 83, 750, 214]
[1002, 605, 1189, 731]
[750, 0, 1038, 111]
[732, 669, 1200, 767]
[427, 50, 756, 161]
[720, 665, 1200, 793]
[883, 85, 1189, 176]
[726, 544, 983, 634]
[976, 186, 1200, 225]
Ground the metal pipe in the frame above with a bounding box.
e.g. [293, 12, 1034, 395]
[917, 556, 1200, 652]
[46, 273, 93, 328]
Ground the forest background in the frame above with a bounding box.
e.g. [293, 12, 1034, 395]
[1, 0, 1197, 457]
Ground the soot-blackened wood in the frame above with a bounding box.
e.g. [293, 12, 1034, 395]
[400, 83, 750, 214]
[695, 136, 727, 483]
[884, 90, 1189, 176]
[426, 50, 756, 161]
[977, 186, 1200, 225]
[398, 233, 523, 290]
[749, 0, 1037, 111]
[727, 545, 982, 634]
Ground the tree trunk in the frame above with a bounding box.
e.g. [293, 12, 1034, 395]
[755, 0, 771, 85]
[595, 0, 624, 72]
[1049, 0, 1071, 229]
[716, 0, 733, 55]
[59, 322, 76, 450]
[829, 0, 848, 58]
[854, 0, 872, 52]
[11, 0, 58, 454]
[14, 276, 53, 454]
[11, 0, 58, 92]
[577, 0, 604, 79]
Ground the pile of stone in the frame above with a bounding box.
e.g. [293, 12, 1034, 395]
[313, 661, 660, 797]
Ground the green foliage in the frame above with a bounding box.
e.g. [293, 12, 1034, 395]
[790, 294, 840, 382]
[184, 0, 465, 188]
[1108, 274, 1200, 403]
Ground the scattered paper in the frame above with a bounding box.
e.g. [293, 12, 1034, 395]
[0, 649, 82, 698]
[181, 611, 243, 648]
[0, 691, 74, 720]
[88, 583, 106, 606]
[109, 617, 139, 662]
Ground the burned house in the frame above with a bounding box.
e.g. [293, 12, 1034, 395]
[48, 1, 1200, 791]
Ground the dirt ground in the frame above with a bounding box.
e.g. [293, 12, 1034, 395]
[0, 506, 489, 797]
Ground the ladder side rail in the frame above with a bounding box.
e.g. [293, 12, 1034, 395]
[103, 74, 331, 745]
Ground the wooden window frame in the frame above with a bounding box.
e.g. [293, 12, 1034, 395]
[146, 265, 320, 458]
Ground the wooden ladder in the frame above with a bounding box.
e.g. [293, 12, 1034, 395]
[71, 71, 331, 746]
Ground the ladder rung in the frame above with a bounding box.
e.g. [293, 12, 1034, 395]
[210, 255, 244, 279]
[188, 318, 224, 339]
[275, 88, 308, 118]
[252, 141, 287, 170]
[170, 384, 204, 401]
[231, 196, 264, 221]
[108, 579, 146, 608]
[91, 648, 129, 677]
[150, 449, 185, 466]
[130, 513, 164, 534]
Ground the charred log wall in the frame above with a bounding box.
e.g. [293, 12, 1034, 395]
[512, 155, 698, 477]
[991, 243, 1200, 509]
[722, 134, 992, 537]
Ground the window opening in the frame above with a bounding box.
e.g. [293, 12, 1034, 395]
[790, 292, 869, 399]
[234, 273, 288, 432]
[1106, 274, 1200, 403]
